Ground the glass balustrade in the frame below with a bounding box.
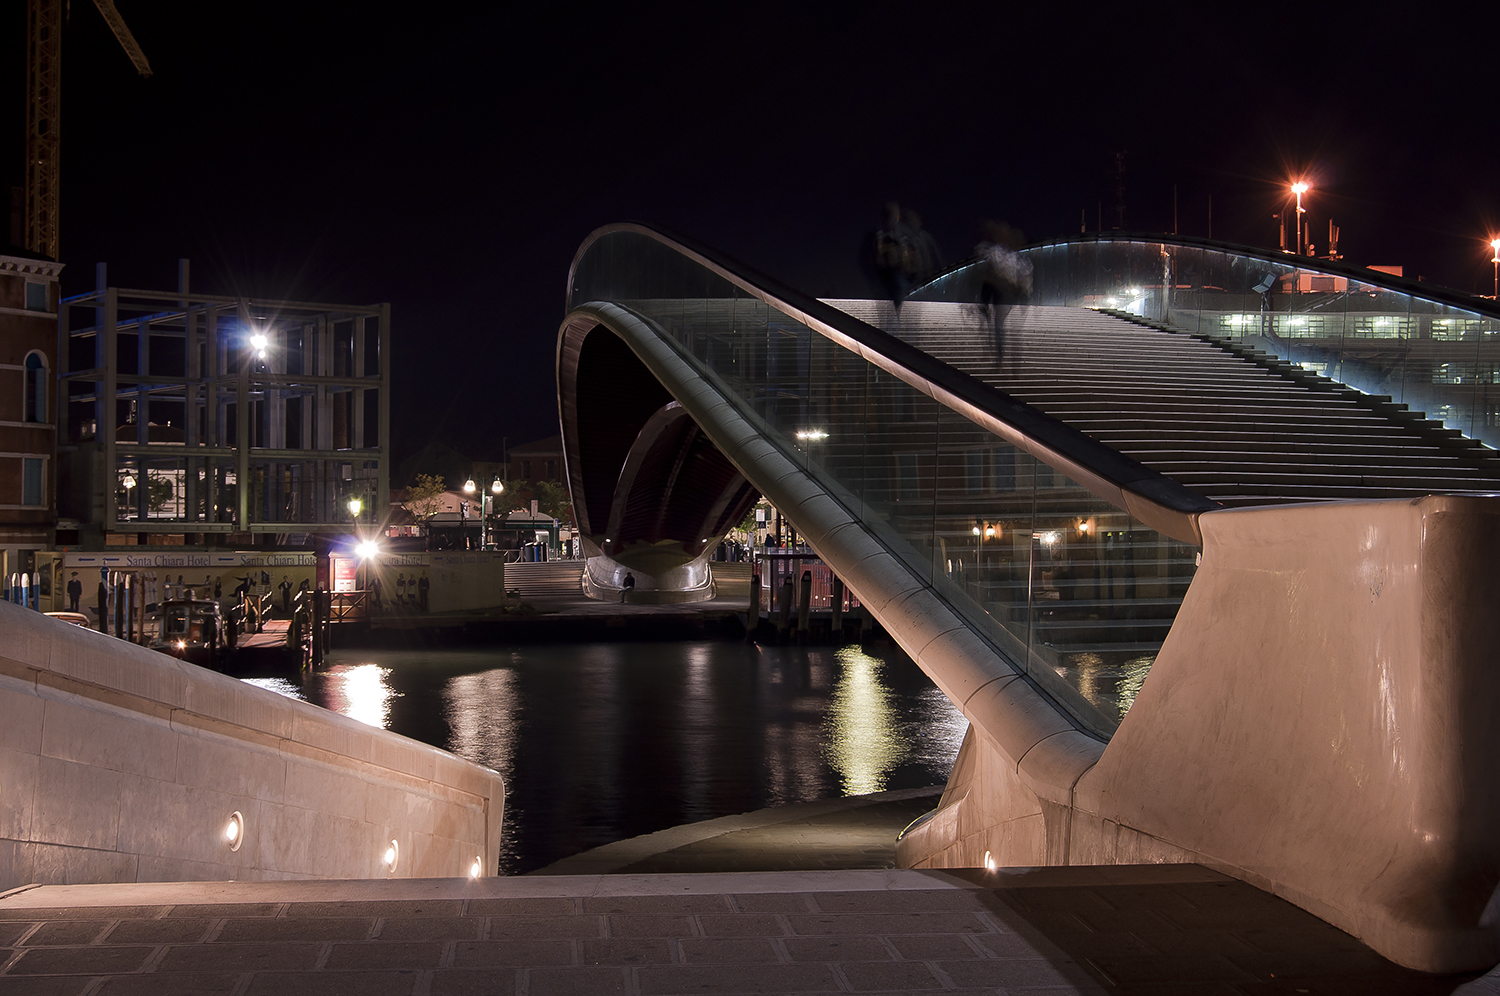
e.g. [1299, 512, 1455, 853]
[917, 238, 1500, 448]
[570, 229, 1200, 735]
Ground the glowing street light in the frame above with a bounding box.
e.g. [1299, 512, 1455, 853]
[1290, 181, 1310, 256]
[463, 477, 476, 493]
[481, 477, 503, 551]
[347, 496, 363, 519]
[1490, 238, 1500, 300]
[121, 472, 137, 519]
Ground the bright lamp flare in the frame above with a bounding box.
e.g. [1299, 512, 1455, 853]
[383, 839, 399, 871]
[355, 540, 380, 560]
[249, 333, 268, 350]
[463, 478, 476, 493]
[469, 857, 482, 879]
[347, 497, 362, 516]
[491, 478, 503, 494]
[1291, 181, 1309, 194]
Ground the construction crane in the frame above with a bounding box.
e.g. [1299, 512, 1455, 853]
[23, 0, 151, 261]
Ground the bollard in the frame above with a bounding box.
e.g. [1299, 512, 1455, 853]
[97, 580, 107, 633]
[311, 589, 325, 666]
[746, 570, 761, 642]
[797, 569, 812, 642]
[776, 578, 794, 636]
[831, 577, 845, 643]
[19, 572, 30, 611]
[113, 573, 124, 638]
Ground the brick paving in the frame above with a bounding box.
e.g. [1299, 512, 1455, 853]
[0, 866, 1490, 995]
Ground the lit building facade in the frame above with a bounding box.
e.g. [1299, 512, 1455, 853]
[0, 251, 64, 582]
[56, 265, 390, 548]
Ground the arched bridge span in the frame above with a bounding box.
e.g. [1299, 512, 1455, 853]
[556, 223, 1500, 974]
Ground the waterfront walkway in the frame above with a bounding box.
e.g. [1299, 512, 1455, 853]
[1, 866, 1489, 995]
[2, 792, 1494, 993]
[535, 787, 944, 876]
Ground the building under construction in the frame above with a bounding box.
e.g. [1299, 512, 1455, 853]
[57, 263, 390, 547]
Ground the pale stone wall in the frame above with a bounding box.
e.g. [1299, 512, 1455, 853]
[897, 495, 1500, 974]
[0, 600, 504, 888]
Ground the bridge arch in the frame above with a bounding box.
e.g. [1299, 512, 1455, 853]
[556, 223, 1500, 973]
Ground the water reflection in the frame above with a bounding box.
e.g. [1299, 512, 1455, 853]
[240, 677, 304, 702]
[824, 646, 905, 795]
[292, 641, 964, 874]
[313, 663, 401, 729]
[1057, 651, 1155, 721]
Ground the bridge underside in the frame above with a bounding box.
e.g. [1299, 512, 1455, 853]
[556, 225, 1500, 973]
[561, 323, 757, 600]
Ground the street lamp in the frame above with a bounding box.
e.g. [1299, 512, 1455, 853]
[484, 477, 503, 550]
[121, 472, 137, 520]
[347, 496, 362, 520]
[461, 477, 477, 550]
[1290, 181, 1309, 256]
[1490, 238, 1500, 300]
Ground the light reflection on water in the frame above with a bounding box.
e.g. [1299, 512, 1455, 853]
[240, 677, 304, 701]
[1057, 651, 1155, 722]
[824, 646, 905, 795]
[291, 641, 967, 874]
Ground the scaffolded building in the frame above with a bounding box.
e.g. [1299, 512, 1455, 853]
[58, 265, 389, 544]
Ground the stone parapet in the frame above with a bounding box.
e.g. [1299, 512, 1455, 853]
[0, 601, 504, 887]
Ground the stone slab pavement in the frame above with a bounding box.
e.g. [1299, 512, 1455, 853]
[2, 865, 1494, 995]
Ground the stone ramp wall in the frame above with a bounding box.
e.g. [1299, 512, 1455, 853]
[0, 601, 504, 887]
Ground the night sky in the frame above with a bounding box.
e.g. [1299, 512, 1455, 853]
[4, 3, 1494, 475]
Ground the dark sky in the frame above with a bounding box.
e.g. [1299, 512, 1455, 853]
[5, 3, 1496, 474]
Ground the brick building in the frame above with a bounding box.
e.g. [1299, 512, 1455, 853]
[0, 251, 63, 582]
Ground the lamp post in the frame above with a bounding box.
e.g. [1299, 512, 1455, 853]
[121, 472, 137, 521]
[1490, 239, 1499, 300]
[1290, 182, 1309, 256]
[463, 478, 476, 550]
[486, 477, 503, 550]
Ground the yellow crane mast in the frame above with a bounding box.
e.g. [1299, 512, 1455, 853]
[23, 0, 151, 260]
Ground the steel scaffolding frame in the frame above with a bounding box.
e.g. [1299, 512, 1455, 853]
[57, 264, 390, 537]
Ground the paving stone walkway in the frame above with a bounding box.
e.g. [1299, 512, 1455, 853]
[0, 866, 1490, 995]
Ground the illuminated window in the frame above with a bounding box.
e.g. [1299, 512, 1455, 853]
[23, 353, 46, 423]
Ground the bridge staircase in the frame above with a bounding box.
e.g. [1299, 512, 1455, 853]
[502, 560, 585, 599]
[833, 301, 1500, 507]
[827, 299, 1500, 668]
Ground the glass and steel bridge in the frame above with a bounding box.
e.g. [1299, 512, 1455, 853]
[560, 225, 1500, 738]
[558, 226, 1500, 971]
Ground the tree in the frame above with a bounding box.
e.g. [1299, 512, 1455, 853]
[404, 474, 446, 550]
[146, 474, 176, 514]
[533, 480, 572, 523]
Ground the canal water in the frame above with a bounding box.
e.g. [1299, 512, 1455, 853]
[246, 641, 967, 875]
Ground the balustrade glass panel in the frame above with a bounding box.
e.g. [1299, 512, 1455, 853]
[941, 238, 1500, 450]
[569, 230, 1205, 734]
